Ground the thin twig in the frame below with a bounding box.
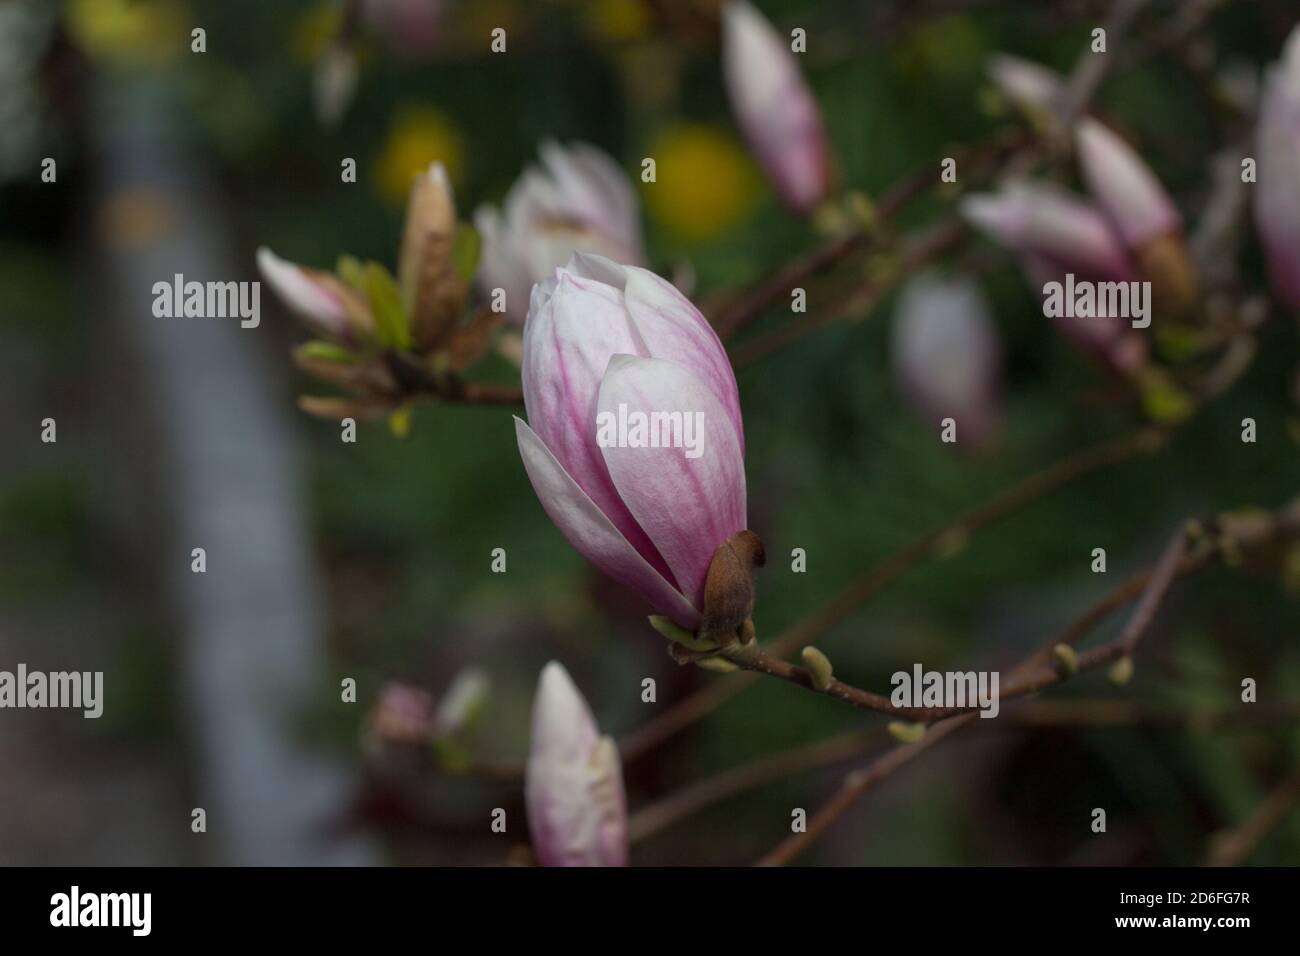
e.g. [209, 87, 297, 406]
[629, 698, 1300, 846]
[713, 129, 1026, 345]
[628, 729, 874, 843]
[729, 217, 967, 369]
[1054, 0, 1151, 136]
[756, 501, 1300, 865]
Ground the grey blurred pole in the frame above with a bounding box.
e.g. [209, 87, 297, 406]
[90, 80, 374, 865]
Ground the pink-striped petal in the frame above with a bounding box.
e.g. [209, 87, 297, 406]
[1076, 118, 1180, 249]
[595, 356, 747, 609]
[521, 269, 672, 580]
[620, 263, 746, 453]
[514, 417, 700, 628]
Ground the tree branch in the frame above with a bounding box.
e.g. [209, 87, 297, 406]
[756, 499, 1300, 865]
[618, 427, 1163, 762]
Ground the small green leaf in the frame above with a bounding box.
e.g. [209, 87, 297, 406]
[1140, 370, 1194, 425]
[296, 340, 359, 364]
[648, 614, 717, 651]
[453, 223, 482, 283]
[337, 254, 368, 295]
[365, 261, 412, 350]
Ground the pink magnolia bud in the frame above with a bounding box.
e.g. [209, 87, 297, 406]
[1022, 253, 1147, 373]
[892, 275, 1002, 450]
[987, 53, 1064, 115]
[257, 247, 369, 343]
[1075, 118, 1180, 250]
[475, 141, 646, 325]
[526, 662, 627, 867]
[1255, 25, 1300, 308]
[515, 253, 746, 630]
[962, 181, 1137, 282]
[721, 0, 831, 215]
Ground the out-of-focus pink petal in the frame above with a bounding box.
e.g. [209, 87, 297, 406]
[1022, 253, 1147, 372]
[596, 356, 747, 609]
[521, 267, 672, 579]
[722, 0, 830, 215]
[472, 205, 535, 323]
[1255, 26, 1300, 308]
[474, 141, 646, 324]
[526, 662, 628, 867]
[256, 246, 353, 339]
[515, 417, 700, 628]
[987, 53, 1064, 114]
[892, 274, 1002, 450]
[962, 182, 1136, 282]
[1076, 118, 1180, 249]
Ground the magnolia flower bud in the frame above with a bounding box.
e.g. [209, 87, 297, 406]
[892, 274, 1002, 450]
[256, 247, 372, 344]
[721, 0, 831, 215]
[1021, 253, 1147, 372]
[515, 253, 746, 631]
[474, 141, 645, 324]
[987, 53, 1063, 116]
[1255, 25, 1300, 307]
[526, 662, 627, 867]
[962, 182, 1136, 282]
[399, 161, 466, 350]
[1075, 118, 1180, 250]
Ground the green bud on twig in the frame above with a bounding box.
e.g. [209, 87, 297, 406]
[1108, 655, 1134, 685]
[800, 646, 834, 690]
[887, 721, 927, 744]
[1052, 643, 1079, 677]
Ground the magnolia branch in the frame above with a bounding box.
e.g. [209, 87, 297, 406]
[708, 510, 1191, 726]
[711, 128, 1026, 343]
[756, 499, 1300, 866]
[618, 427, 1163, 762]
[381, 351, 524, 406]
[628, 698, 1300, 846]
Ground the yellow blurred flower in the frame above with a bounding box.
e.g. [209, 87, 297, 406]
[374, 107, 465, 207]
[584, 0, 653, 43]
[64, 0, 188, 68]
[643, 124, 759, 242]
